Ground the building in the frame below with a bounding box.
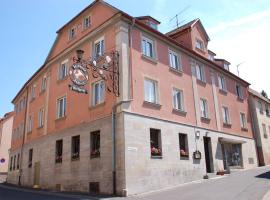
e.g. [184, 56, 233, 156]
[0, 112, 14, 183]
[249, 88, 270, 166]
[7, 0, 258, 196]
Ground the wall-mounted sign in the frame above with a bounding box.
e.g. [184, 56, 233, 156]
[69, 63, 89, 94]
[193, 150, 202, 160]
[0, 158, 5, 163]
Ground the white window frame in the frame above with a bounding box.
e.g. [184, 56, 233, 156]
[195, 39, 204, 50]
[69, 27, 76, 40]
[30, 85, 36, 100]
[41, 76, 47, 92]
[94, 37, 105, 59]
[195, 63, 205, 82]
[57, 96, 67, 119]
[222, 106, 231, 124]
[58, 60, 68, 80]
[83, 15, 91, 29]
[218, 75, 227, 91]
[27, 116, 32, 133]
[169, 49, 181, 71]
[144, 78, 159, 104]
[200, 98, 209, 119]
[172, 88, 184, 111]
[141, 36, 155, 59]
[224, 63, 229, 71]
[240, 112, 247, 129]
[92, 80, 105, 106]
[236, 84, 243, 99]
[259, 101, 264, 114]
[38, 108, 44, 128]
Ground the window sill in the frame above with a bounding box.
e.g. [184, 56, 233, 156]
[37, 125, 44, 130]
[201, 117, 211, 123]
[57, 76, 68, 84]
[237, 97, 244, 102]
[143, 101, 162, 109]
[39, 89, 46, 96]
[27, 131, 32, 135]
[180, 156, 189, 160]
[89, 102, 106, 110]
[195, 47, 205, 54]
[55, 161, 62, 164]
[151, 155, 163, 159]
[219, 89, 227, 95]
[71, 157, 80, 162]
[172, 109, 187, 116]
[81, 26, 91, 33]
[141, 54, 158, 65]
[241, 127, 248, 132]
[196, 79, 206, 86]
[55, 116, 67, 122]
[169, 67, 183, 76]
[90, 155, 100, 159]
[68, 36, 77, 43]
[223, 123, 232, 128]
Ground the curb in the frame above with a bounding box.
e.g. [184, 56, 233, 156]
[262, 190, 270, 200]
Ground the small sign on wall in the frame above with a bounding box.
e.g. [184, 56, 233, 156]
[0, 158, 5, 163]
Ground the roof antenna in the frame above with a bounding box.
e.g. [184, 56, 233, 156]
[169, 5, 190, 28]
[236, 62, 245, 76]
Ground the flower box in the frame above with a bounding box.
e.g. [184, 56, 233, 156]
[91, 149, 100, 158]
[151, 147, 162, 156]
[180, 149, 189, 157]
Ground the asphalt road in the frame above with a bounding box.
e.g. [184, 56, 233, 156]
[0, 166, 270, 200]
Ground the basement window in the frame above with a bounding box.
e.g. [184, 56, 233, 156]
[89, 182, 100, 194]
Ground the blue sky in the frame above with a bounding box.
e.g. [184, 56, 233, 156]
[1, 0, 270, 117]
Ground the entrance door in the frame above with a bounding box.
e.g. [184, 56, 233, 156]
[203, 137, 214, 173]
[33, 162, 40, 187]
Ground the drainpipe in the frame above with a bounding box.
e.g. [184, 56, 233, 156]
[18, 86, 29, 185]
[112, 100, 132, 195]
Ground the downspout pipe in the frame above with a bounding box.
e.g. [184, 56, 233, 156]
[18, 86, 29, 185]
[112, 100, 132, 195]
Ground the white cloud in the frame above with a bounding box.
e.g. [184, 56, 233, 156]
[208, 8, 270, 34]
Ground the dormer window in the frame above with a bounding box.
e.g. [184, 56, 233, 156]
[224, 63, 229, 71]
[209, 54, 214, 61]
[195, 39, 204, 51]
[69, 27, 76, 40]
[148, 21, 158, 30]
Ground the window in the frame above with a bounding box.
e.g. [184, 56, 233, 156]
[90, 131, 100, 158]
[200, 99, 209, 119]
[236, 84, 243, 99]
[71, 135, 80, 160]
[262, 124, 267, 138]
[57, 96, 67, 119]
[150, 129, 162, 157]
[69, 27, 76, 40]
[30, 85, 35, 100]
[55, 140, 63, 163]
[222, 106, 230, 125]
[28, 149, 33, 168]
[92, 81, 105, 106]
[13, 155, 16, 171]
[259, 101, 264, 114]
[94, 38, 104, 58]
[179, 133, 189, 158]
[224, 64, 229, 71]
[266, 106, 270, 117]
[169, 50, 181, 71]
[195, 63, 205, 82]
[142, 36, 154, 58]
[17, 154, 20, 170]
[83, 16, 91, 29]
[195, 39, 204, 50]
[218, 75, 227, 91]
[240, 113, 247, 129]
[144, 79, 158, 104]
[10, 156, 13, 171]
[172, 88, 184, 111]
[38, 108, 44, 128]
[41, 77, 47, 92]
[58, 60, 68, 80]
[148, 21, 158, 30]
[27, 116, 32, 133]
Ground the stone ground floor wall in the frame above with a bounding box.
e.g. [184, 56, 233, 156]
[7, 114, 126, 195]
[123, 112, 258, 195]
[0, 173, 7, 183]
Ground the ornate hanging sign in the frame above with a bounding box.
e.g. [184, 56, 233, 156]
[69, 50, 120, 96]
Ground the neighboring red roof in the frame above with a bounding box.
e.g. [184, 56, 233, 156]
[249, 88, 270, 104]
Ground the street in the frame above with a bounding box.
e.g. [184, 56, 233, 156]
[0, 166, 270, 200]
